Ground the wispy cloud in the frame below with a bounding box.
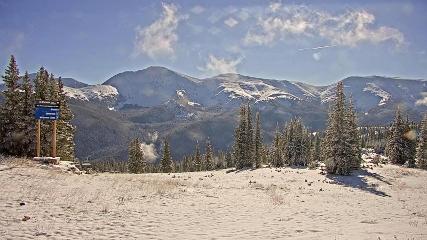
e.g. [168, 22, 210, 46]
[190, 5, 205, 15]
[269, 2, 282, 13]
[224, 17, 239, 28]
[134, 3, 186, 59]
[244, 6, 405, 48]
[200, 54, 243, 74]
[312, 52, 321, 61]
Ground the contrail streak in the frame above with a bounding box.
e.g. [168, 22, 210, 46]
[298, 45, 337, 51]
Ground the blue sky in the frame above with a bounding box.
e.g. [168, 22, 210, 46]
[0, 0, 426, 85]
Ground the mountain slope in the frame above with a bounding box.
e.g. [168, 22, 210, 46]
[2, 66, 426, 161]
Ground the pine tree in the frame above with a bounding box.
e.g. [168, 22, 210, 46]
[271, 125, 283, 167]
[322, 81, 354, 175]
[234, 105, 247, 169]
[34, 67, 49, 101]
[254, 112, 263, 168]
[56, 78, 75, 161]
[416, 113, 427, 169]
[0, 55, 24, 156]
[403, 117, 417, 167]
[18, 71, 35, 156]
[204, 139, 213, 171]
[345, 98, 362, 169]
[128, 138, 145, 173]
[194, 143, 202, 171]
[308, 133, 321, 165]
[245, 103, 254, 167]
[225, 150, 233, 168]
[281, 118, 310, 166]
[386, 109, 408, 165]
[160, 139, 172, 173]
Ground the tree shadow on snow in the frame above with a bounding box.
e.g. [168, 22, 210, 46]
[326, 169, 392, 197]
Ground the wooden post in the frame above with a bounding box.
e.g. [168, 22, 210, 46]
[36, 120, 41, 157]
[52, 120, 57, 158]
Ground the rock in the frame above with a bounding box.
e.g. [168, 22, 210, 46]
[319, 188, 323, 191]
[22, 216, 31, 221]
[19, 202, 26, 206]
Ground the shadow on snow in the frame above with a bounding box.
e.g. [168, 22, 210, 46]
[327, 169, 392, 197]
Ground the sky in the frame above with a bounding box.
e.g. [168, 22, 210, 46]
[0, 0, 426, 85]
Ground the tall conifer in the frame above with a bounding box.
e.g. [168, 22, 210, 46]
[416, 113, 427, 169]
[254, 112, 262, 168]
[160, 139, 172, 173]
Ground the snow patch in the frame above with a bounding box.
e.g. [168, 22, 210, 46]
[363, 83, 391, 106]
[64, 85, 119, 101]
[218, 81, 300, 102]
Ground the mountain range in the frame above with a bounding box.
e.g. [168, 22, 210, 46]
[1, 66, 426, 162]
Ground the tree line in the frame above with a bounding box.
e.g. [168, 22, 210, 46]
[126, 80, 427, 175]
[0, 55, 75, 160]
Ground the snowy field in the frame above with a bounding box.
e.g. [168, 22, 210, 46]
[1, 159, 427, 240]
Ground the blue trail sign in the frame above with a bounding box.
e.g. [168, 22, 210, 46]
[34, 100, 60, 120]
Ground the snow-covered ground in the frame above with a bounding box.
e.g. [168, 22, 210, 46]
[1, 158, 427, 239]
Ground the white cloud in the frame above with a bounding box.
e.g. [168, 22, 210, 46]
[224, 17, 239, 28]
[134, 3, 185, 59]
[312, 52, 321, 61]
[190, 5, 205, 14]
[269, 2, 282, 13]
[244, 6, 404, 48]
[201, 55, 243, 74]
[237, 9, 250, 21]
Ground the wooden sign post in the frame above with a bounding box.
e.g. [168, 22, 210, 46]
[34, 100, 60, 164]
[36, 120, 41, 157]
[52, 120, 57, 158]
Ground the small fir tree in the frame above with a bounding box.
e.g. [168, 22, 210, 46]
[128, 138, 145, 173]
[160, 139, 172, 173]
[204, 139, 213, 171]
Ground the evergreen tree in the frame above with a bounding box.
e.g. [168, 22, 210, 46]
[56, 78, 75, 161]
[234, 105, 247, 169]
[204, 139, 213, 171]
[225, 150, 233, 168]
[0, 55, 24, 156]
[386, 109, 408, 165]
[160, 139, 172, 173]
[308, 133, 321, 166]
[282, 118, 311, 166]
[416, 113, 427, 169]
[345, 98, 362, 169]
[254, 112, 263, 168]
[128, 138, 145, 173]
[322, 81, 354, 175]
[233, 104, 256, 169]
[245, 103, 254, 167]
[403, 117, 417, 167]
[34, 67, 49, 101]
[18, 71, 35, 156]
[194, 143, 202, 171]
[271, 125, 283, 167]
